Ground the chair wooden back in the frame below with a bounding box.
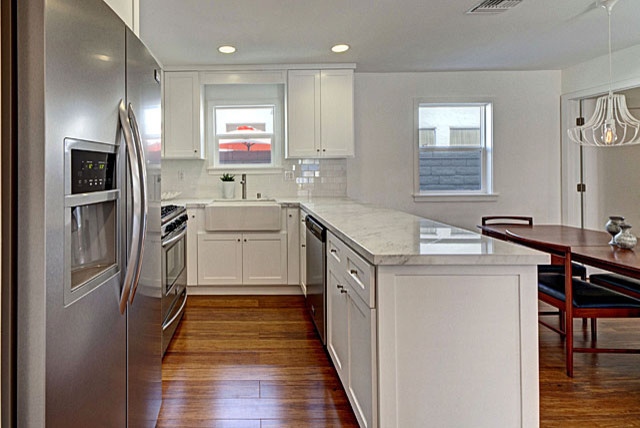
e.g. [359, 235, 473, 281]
[481, 216, 533, 226]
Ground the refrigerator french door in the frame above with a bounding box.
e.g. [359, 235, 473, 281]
[15, 0, 162, 426]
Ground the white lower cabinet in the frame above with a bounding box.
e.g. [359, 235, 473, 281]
[299, 211, 307, 296]
[197, 233, 243, 285]
[327, 267, 349, 377]
[327, 232, 377, 428]
[347, 291, 377, 428]
[242, 233, 288, 285]
[197, 232, 287, 285]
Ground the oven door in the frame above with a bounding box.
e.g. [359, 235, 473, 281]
[161, 226, 187, 322]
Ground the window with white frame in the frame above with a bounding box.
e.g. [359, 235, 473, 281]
[415, 102, 493, 194]
[207, 84, 284, 170]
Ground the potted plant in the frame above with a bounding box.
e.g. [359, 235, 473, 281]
[220, 173, 236, 199]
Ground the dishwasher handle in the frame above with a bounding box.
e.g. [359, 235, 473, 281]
[305, 215, 326, 242]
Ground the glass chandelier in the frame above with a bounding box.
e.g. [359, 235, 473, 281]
[567, 0, 640, 147]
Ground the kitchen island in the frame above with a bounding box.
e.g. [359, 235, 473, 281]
[170, 197, 548, 427]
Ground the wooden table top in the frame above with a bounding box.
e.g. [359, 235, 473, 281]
[478, 224, 640, 279]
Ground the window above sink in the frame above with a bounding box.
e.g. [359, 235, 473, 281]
[206, 83, 285, 172]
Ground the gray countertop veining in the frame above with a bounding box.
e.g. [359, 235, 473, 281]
[167, 196, 548, 266]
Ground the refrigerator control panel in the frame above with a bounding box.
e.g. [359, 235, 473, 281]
[71, 149, 116, 194]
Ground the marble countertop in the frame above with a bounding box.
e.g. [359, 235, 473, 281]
[165, 197, 549, 266]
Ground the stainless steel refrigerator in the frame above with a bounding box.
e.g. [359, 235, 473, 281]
[13, 0, 162, 426]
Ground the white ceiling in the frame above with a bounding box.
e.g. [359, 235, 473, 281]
[140, 0, 640, 72]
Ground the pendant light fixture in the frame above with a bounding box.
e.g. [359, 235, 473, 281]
[567, 0, 640, 147]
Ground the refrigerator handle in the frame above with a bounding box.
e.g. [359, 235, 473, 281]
[127, 103, 148, 305]
[118, 100, 142, 314]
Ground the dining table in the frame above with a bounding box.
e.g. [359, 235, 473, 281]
[478, 224, 640, 280]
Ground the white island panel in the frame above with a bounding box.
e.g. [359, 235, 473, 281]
[378, 264, 540, 428]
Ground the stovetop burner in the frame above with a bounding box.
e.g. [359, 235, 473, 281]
[161, 204, 186, 225]
[161, 204, 179, 218]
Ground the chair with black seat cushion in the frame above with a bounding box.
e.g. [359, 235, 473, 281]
[481, 216, 587, 279]
[506, 230, 640, 377]
[590, 274, 640, 300]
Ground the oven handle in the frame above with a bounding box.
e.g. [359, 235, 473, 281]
[162, 227, 187, 248]
[127, 103, 148, 305]
[162, 291, 187, 331]
[118, 99, 141, 315]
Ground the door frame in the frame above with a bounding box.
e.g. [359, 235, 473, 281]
[560, 75, 640, 226]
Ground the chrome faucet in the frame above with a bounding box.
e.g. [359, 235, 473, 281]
[240, 174, 247, 199]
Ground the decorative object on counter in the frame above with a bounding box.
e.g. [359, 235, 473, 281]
[614, 223, 638, 250]
[606, 215, 625, 244]
[567, 0, 640, 147]
[220, 173, 236, 199]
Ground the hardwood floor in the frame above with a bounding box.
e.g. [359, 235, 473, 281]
[158, 295, 358, 427]
[160, 296, 640, 427]
[539, 303, 640, 427]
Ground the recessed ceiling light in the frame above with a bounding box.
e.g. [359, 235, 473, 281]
[218, 45, 236, 54]
[331, 44, 350, 53]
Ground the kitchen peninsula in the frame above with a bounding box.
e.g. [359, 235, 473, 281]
[171, 197, 548, 428]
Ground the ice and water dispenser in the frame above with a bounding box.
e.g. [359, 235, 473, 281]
[64, 138, 121, 305]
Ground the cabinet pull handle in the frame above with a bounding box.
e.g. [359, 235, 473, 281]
[301, 244, 306, 248]
[340, 289, 348, 294]
[337, 284, 344, 290]
[350, 269, 358, 275]
[330, 249, 337, 253]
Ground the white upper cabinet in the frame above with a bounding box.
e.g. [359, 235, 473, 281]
[103, 0, 139, 35]
[287, 69, 354, 158]
[287, 70, 321, 157]
[320, 70, 355, 157]
[163, 71, 204, 159]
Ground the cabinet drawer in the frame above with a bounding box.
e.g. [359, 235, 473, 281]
[344, 244, 375, 308]
[327, 232, 347, 269]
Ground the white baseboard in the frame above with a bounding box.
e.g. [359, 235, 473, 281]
[188, 285, 303, 295]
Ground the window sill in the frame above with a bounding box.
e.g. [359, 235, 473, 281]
[207, 166, 284, 175]
[413, 192, 500, 202]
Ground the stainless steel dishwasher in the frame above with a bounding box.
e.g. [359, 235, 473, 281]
[305, 215, 326, 344]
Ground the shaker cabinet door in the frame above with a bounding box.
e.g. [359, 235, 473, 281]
[287, 70, 321, 158]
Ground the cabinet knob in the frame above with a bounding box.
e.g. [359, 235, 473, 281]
[237, 239, 241, 242]
[289, 214, 292, 218]
[301, 244, 306, 248]
[194, 150, 198, 153]
[316, 149, 320, 152]
[322, 149, 326, 152]
[244, 239, 247, 242]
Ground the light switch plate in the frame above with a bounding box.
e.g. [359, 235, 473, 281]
[284, 171, 294, 181]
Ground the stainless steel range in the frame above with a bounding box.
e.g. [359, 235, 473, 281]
[161, 204, 188, 355]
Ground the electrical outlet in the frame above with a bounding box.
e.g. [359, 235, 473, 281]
[284, 170, 294, 181]
[178, 170, 185, 181]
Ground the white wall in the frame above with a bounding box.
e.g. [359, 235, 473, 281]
[347, 71, 562, 230]
[562, 44, 640, 95]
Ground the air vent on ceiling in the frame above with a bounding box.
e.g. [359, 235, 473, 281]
[466, 0, 523, 14]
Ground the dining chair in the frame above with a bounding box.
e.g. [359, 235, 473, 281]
[505, 230, 640, 377]
[481, 216, 587, 279]
[590, 274, 640, 300]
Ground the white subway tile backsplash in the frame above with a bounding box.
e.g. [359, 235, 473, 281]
[161, 156, 348, 199]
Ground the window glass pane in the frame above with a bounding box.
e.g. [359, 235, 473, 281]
[450, 128, 481, 146]
[418, 103, 486, 192]
[419, 128, 436, 147]
[418, 105, 482, 147]
[216, 107, 274, 135]
[419, 148, 482, 192]
[218, 137, 272, 165]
